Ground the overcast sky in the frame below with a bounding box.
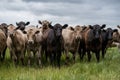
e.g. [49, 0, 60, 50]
[0, 0, 120, 28]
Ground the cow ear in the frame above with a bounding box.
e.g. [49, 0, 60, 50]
[38, 20, 42, 24]
[50, 21, 52, 24]
[89, 25, 93, 29]
[9, 24, 13, 26]
[69, 27, 74, 31]
[117, 25, 120, 29]
[101, 24, 106, 29]
[103, 29, 106, 32]
[16, 22, 19, 26]
[49, 24, 54, 29]
[113, 29, 118, 32]
[35, 31, 40, 34]
[62, 24, 68, 29]
[23, 31, 27, 34]
[25, 22, 30, 25]
[82, 26, 87, 30]
[36, 25, 38, 28]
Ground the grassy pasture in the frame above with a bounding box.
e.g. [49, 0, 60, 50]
[0, 47, 120, 80]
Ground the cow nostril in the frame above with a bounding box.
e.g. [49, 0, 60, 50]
[28, 40, 34, 44]
[29, 42, 32, 44]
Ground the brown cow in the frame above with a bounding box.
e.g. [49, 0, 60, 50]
[80, 24, 106, 62]
[7, 28, 27, 65]
[25, 26, 43, 66]
[38, 20, 52, 62]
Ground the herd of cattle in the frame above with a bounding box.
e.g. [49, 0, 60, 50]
[0, 20, 120, 68]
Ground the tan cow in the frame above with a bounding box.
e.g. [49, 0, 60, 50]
[0, 29, 7, 61]
[112, 25, 120, 43]
[0, 23, 8, 61]
[111, 25, 120, 52]
[62, 25, 82, 63]
[25, 26, 43, 66]
[7, 27, 27, 65]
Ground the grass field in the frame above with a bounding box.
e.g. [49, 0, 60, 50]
[0, 47, 120, 80]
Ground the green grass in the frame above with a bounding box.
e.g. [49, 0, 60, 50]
[0, 47, 120, 80]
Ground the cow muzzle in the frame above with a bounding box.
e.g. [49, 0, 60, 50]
[28, 40, 34, 45]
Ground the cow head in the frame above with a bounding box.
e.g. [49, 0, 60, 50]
[38, 20, 52, 29]
[50, 23, 68, 39]
[106, 28, 118, 40]
[89, 24, 106, 39]
[26, 28, 43, 46]
[7, 24, 16, 36]
[0, 23, 9, 36]
[74, 25, 83, 41]
[112, 25, 120, 43]
[16, 21, 30, 30]
[113, 31, 120, 43]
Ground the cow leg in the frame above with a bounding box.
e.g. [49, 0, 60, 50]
[78, 49, 82, 61]
[45, 49, 48, 63]
[36, 47, 42, 67]
[11, 50, 17, 65]
[0, 53, 1, 60]
[87, 51, 91, 62]
[49, 52, 54, 67]
[53, 52, 56, 66]
[27, 50, 32, 66]
[95, 51, 100, 62]
[104, 48, 107, 58]
[36, 52, 42, 67]
[57, 52, 61, 68]
[65, 49, 69, 65]
[16, 52, 20, 65]
[1, 46, 7, 61]
[102, 48, 105, 59]
[81, 49, 86, 61]
[20, 50, 25, 66]
[72, 52, 76, 63]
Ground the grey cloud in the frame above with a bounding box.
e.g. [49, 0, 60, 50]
[23, 0, 83, 3]
[0, 0, 120, 28]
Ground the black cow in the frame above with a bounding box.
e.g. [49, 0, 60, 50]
[16, 21, 30, 31]
[46, 23, 68, 68]
[80, 24, 106, 62]
[101, 28, 117, 58]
